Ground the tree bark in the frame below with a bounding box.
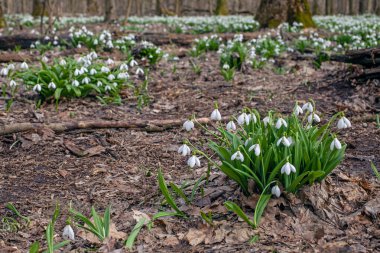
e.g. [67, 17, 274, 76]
[87, 0, 99, 15]
[256, 0, 315, 28]
[215, 0, 229, 15]
[175, 0, 182, 16]
[0, 3, 6, 28]
[104, 0, 116, 22]
[125, 0, 133, 20]
[32, 0, 48, 17]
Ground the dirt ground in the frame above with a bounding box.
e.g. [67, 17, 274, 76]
[0, 38, 379, 252]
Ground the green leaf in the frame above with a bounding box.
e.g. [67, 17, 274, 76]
[371, 161, 380, 180]
[29, 241, 40, 253]
[157, 169, 185, 216]
[104, 206, 111, 238]
[169, 182, 190, 204]
[224, 201, 254, 228]
[125, 218, 146, 250]
[54, 88, 63, 101]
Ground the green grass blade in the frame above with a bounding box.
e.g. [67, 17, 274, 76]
[169, 182, 190, 204]
[158, 169, 184, 216]
[224, 201, 254, 228]
[125, 218, 146, 250]
[371, 161, 380, 180]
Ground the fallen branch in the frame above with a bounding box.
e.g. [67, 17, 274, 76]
[0, 117, 215, 136]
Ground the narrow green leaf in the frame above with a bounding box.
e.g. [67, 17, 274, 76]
[125, 218, 146, 250]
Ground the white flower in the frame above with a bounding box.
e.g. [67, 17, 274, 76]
[119, 63, 129, 71]
[48, 82, 56, 89]
[7, 64, 15, 70]
[211, 109, 222, 121]
[187, 155, 201, 168]
[308, 113, 321, 123]
[263, 116, 270, 127]
[223, 63, 230, 70]
[42, 56, 49, 62]
[294, 105, 303, 116]
[108, 74, 115, 81]
[33, 84, 42, 92]
[105, 85, 111, 91]
[244, 138, 252, 147]
[302, 102, 313, 112]
[97, 81, 103, 87]
[275, 118, 287, 129]
[0, 67, 9, 76]
[248, 144, 260, 156]
[90, 69, 97, 75]
[231, 151, 244, 162]
[105, 58, 114, 65]
[281, 162, 296, 175]
[226, 121, 236, 131]
[112, 82, 118, 87]
[118, 72, 129, 79]
[183, 120, 194, 131]
[130, 59, 138, 67]
[62, 224, 75, 240]
[337, 117, 351, 129]
[178, 144, 191, 156]
[74, 69, 80, 76]
[59, 59, 66, 66]
[277, 136, 291, 147]
[271, 185, 281, 197]
[20, 62, 29, 69]
[101, 66, 110, 73]
[237, 113, 250, 125]
[136, 68, 144, 75]
[72, 80, 80, 87]
[330, 138, 342, 151]
[248, 113, 257, 123]
[9, 80, 17, 88]
[82, 77, 90, 84]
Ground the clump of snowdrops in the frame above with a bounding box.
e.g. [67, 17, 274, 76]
[178, 100, 350, 224]
[190, 34, 222, 57]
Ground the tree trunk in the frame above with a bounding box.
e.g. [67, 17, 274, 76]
[256, 0, 315, 28]
[104, 0, 116, 22]
[0, 3, 6, 28]
[156, 0, 162, 15]
[32, 0, 48, 17]
[125, 0, 133, 20]
[175, 0, 182, 16]
[215, 0, 228, 15]
[87, 0, 99, 15]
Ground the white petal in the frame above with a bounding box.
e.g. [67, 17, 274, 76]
[330, 140, 335, 150]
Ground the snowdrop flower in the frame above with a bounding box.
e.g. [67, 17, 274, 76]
[248, 144, 261, 156]
[112, 82, 118, 87]
[74, 69, 81, 76]
[105, 85, 111, 91]
[33, 84, 41, 92]
[101, 66, 110, 73]
[118, 72, 129, 79]
[223, 63, 230, 70]
[183, 120, 194, 131]
[48, 82, 56, 89]
[97, 81, 103, 87]
[294, 105, 303, 116]
[263, 116, 270, 127]
[105, 58, 114, 65]
[237, 113, 250, 125]
[244, 138, 252, 147]
[9, 80, 17, 88]
[281, 162, 296, 175]
[271, 185, 281, 197]
[136, 68, 144, 75]
[277, 136, 291, 147]
[308, 113, 321, 123]
[0, 67, 9, 76]
[211, 109, 222, 121]
[330, 138, 342, 151]
[42, 56, 49, 62]
[119, 63, 129, 71]
[90, 69, 97, 75]
[231, 151, 244, 162]
[59, 59, 66, 66]
[302, 102, 313, 112]
[187, 155, 201, 168]
[108, 74, 115, 81]
[62, 224, 75, 240]
[178, 144, 191, 156]
[80, 67, 88, 74]
[248, 113, 257, 123]
[275, 118, 287, 129]
[20, 62, 29, 69]
[226, 121, 236, 131]
[72, 80, 80, 87]
[130, 59, 138, 67]
[7, 64, 15, 70]
[337, 117, 351, 129]
[82, 77, 90, 84]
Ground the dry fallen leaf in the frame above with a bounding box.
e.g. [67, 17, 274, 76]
[185, 228, 207, 246]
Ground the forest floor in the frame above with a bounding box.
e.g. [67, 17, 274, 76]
[0, 29, 380, 252]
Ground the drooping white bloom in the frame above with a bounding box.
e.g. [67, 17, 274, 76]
[105, 58, 114, 65]
[72, 80, 80, 87]
[42, 56, 49, 62]
[90, 69, 97, 75]
[302, 102, 313, 112]
[248, 113, 257, 123]
[231, 151, 244, 162]
[7, 64, 15, 70]
[80, 67, 88, 74]
[108, 74, 115, 81]
[9, 80, 17, 88]
[48, 82, 56, 89]
[101, 66, 110, 73]
[82, 77, 90, 84]
[294, 105, 303, 116]
[277, 136, 291, 147]
[0, 67, 9, 76]
[223, 63, 230, 70]
[244, 138, 252, 147]
[271, 185, 281, 197]
[330, 138, 342, 151]
[226, 121, 236, 131]
[112, 82, 118, 87]
[187, 155, 201, 168]
[130, 59, 138, 67]
[74, 69, 81, 76]
[263, 116, 270, 127]
[337, 117, 351, 129]
[275, 118, 287, 129]
[119, 63, 129, 71]
[211, 109, 222, 121]
[105, 85, 111, 91]
[237, 113, 249, 125]
[62, 224, 75, 240]
[183, 120, 194, 131]
[33, 84, 42, 92]
[20, 62, 29, 69]
[308, 113, 321, 123]
[281, 162, 296, 175]
[117, 72, 129, 79]
[178, 144, 191, 156]
[136, 68, 144, 75]
[59, 59, 67, 66]
[97, 81, 103, 87]
[248, 144, 261, 156]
